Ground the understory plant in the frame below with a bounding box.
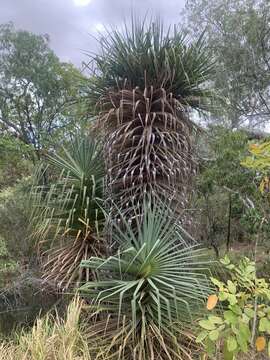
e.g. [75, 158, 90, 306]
[30, 135, 105, 290]
[0, 236, 18, 288]
[197, 256, 270, 359]
[242, 141, 270, 202]
[80, 200, 213, 360]
[0, 297, 93, 360]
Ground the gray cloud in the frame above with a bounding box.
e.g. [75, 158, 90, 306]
[0, 0, 186, 67]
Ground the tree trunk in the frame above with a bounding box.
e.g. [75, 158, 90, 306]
[226, 193, 232, 252]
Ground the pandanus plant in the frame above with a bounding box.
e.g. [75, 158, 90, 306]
[84, 19, 213, 221]
[30, 135, 105, 290]
[80, 200, 213, 360]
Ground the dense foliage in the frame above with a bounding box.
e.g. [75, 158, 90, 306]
[183, 0, 270, 128]
[193, 127, 261, 254]
[198, 256, 270, 358]
[0, 23, 85, 161]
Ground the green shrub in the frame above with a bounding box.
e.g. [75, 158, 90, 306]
[197, 256, 270, 359]
[0, 236, 18, 288]
[0, 136, 33, 190]
[0, 180, 33, 258]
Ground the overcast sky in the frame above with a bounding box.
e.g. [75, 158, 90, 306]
[0, 0, 186, 67]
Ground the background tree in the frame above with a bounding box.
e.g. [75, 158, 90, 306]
[194, 126, 259, 253]
[0, 135, 33, 188]
[0, 23, 84, 161]
[183, 0, 270, 129]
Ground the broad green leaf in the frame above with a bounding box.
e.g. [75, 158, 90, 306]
[227, 294, 237, 305]
[227, 280, 236, 294]
[219, 291, 229, 301]
[229, 304, 242, 315]
[224, 311, 238, 325]
[223, 346, 234, 360]
[243, 314, 252, 325]
[209, 329, 220, 341]
[199, 320, 216, 331]
[231, 325, 239, 336]
[259, 317, 270, 333]
[196, 330, 208, 343]
[244, 308, 255, 318]
[209, 315, 223, 325]
[211, 277, 224, 289]
[218, 324, 226, 332]
[239, 322, 251, 341]
[236, 333, 248, 353]
[227, 335, 237, 352]
[205, 338, 215, 355]
[266, 307, 270, 315]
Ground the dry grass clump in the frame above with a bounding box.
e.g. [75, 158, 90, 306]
[0, 297, 101, 360]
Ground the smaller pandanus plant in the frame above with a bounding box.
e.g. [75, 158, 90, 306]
[80, 199, 213, 360]
[30, 135, 105, 290]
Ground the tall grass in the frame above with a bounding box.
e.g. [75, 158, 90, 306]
[0, 297, 100, 360]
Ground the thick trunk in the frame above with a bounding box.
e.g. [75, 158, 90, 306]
[100, 86, 195, 225]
